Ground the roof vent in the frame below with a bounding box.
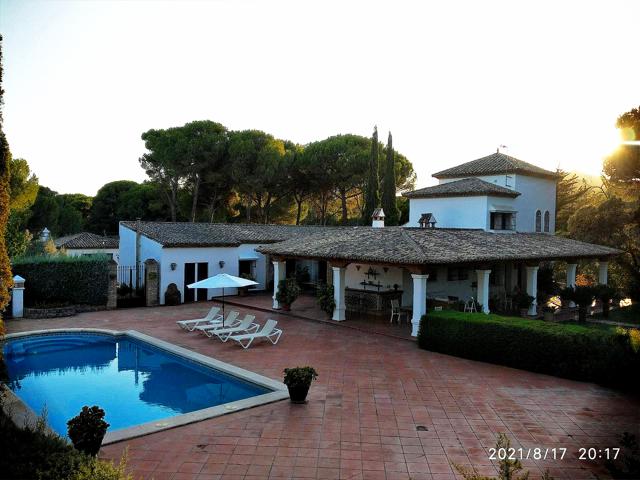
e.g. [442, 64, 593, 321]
[372, 207, 385, 228]
[419, 213, 437, 229]
[40, 227, 51, 242]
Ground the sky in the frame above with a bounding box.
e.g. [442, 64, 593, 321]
[1, 0, 639, 195]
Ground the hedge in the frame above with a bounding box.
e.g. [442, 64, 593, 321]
[12, 255, 112, 307]
[418, 310, 640, 389]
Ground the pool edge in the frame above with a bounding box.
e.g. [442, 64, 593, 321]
[2, 328, 289, 445]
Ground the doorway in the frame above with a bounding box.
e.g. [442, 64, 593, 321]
[184, 262, 209, 302]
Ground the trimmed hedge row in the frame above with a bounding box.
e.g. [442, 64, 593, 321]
[418, 310, 640, 389]
[12, 255, 112, 307]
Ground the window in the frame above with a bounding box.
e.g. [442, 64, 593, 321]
[447, 267, 469, 281]
[535, 210, 542, 232]
[543, 211, 550, 232]
[490, 212, 516, 231]
[505, 175, 513, 188]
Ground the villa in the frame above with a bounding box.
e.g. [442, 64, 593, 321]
[118, 152, 619, 336]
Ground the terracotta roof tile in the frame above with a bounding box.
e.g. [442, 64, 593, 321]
[403, 177, 520, 199]
[432, 152, 558, 179]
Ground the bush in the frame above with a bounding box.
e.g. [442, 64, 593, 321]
[316, 283, 335, 316]
[12, 255, 112, 306]
[283, 366, 318, 387]
[0, 408, 129, 480]
[417, 310, 640, 389]
[275, 278, 301, 307]
[561, 285, 596, 321]
[67, 406, 110, 457]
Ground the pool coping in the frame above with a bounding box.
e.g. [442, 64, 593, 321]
[2, 328, 290, 445]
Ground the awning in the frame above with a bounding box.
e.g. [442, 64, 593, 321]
[489, 204, 516, 212]
[239, 254, 260, 261]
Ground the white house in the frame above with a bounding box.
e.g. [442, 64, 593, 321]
[118, 152, 619, 337]
[405, 151, 557, 233]
[55, 232, 120, 265]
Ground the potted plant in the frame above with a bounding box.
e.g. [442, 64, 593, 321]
[559, 286, 576, 309]
[512, 290, 535, 317]
[542, 305, 557, 321]
[316, 283, 335, 317]
[283, 366, 318, 403]
[275, 278, 301, 311]
[572, 285, 595, 322]
[594, 284, 618, 319]
[67, 405, 110, 456]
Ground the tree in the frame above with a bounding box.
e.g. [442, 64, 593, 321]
[0, 33, 12, 311]
[88, 180, 138, 235]
[228, 130, 287, 223]
[286, 144, 312, 225]
[5, 157, 39, 257]
[27, 186, 60, 234]
[117, 182, 169, 223]
[555, 170, 594, 234]
[381, 131, 399, 225]
[140, 126, 189, 221]
[362, 126, 380, 224]
[604, 105, 640, 186]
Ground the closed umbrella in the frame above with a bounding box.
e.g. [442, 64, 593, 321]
[187, 273, 258, 325]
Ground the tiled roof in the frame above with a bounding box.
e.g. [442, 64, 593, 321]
[432, 152, 558, 179]
[120, 221, 337, 248]
[257, 227, 620, 266]
[55, 232, 119, 249]
[403, 178, 520, 199]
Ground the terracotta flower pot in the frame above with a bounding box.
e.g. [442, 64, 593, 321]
[287, 383, 310, 404]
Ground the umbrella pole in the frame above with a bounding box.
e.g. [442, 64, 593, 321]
[222, 287, 225, 327]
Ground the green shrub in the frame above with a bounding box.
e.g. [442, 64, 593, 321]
[71, 452, 132, 480]
[275, 278, 301, 307]
[417, 310, 640, 389]
[283, 366, 318, 387]
[67, 406, 110, 457]
[316, 283, 335, 316]
[12, 255, 111, 306]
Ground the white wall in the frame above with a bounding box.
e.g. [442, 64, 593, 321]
[408, 196, 490, 229]
[512, 175, 556, 233]
[344, 263, 404, 291]
[440, 174, 516, 189]
[118, 224, 137, 267]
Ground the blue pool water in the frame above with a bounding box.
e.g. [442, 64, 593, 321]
[3, 333, 269, 436]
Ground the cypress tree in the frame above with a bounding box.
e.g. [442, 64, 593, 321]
[363, 125, 379, 224]
[0, 34, 13, 315]
[382, 131, 399, 225]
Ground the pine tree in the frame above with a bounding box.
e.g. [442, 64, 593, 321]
[363, 126, 379, 223]
[0, 34, 13, 319]
[382, 131, 399, 225]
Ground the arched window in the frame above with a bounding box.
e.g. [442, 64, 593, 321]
[535, 210, 542, 232]
[544, 211, 550, 232]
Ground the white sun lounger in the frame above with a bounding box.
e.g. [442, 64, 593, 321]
[194, 310, 241, 337]
[228, 319, 283, 349]
[212, 314, 259, 342]
[176, 306, 222, 331]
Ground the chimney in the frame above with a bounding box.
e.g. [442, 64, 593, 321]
[419, 213, 437, 229]
[371, 208, 385, 228]
[40, 227, 50, 242]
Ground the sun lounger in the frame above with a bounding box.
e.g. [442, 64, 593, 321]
[176, 306, 222, 331]
[228, 319, 283, 349]
[212, 314, 259, 342]
[194, 310, 240, 337]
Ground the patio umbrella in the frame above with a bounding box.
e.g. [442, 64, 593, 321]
[187, 273, 258, 325]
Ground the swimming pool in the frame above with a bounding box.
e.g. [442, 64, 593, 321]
[3, 329, 288, 443]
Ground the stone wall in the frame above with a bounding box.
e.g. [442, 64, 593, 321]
[144, 258, 160, 307]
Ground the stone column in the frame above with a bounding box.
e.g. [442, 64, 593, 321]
[144, 259, 160, 307]
[566, 262, 577, 307]
[476, 269, 491, 314]
[525, 265, 539, 316]
[332, 266, 346, 321]
[107, 260, 118, 309]
[411, 274, 429, 337]
[272, 260, 286, 309]
[598, 261, 608, 285]
[12, 275, 25, 318]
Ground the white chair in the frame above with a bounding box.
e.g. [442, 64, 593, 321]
[212, 314, 259, 342]
[390, 299, 404, 324]
[228, 319, 283, 349]
[194, 310, 240, 336]
[176, 307, 222, 331]
[464, 297, 477, 313]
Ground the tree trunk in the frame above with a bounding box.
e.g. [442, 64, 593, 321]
[190, 173, 200, 222]
[295, 197, 303, 225]
[339, 188, 348, 225]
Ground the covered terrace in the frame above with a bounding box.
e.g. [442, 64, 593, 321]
[257, 226, 620, 337]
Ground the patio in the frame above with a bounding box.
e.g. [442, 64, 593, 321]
[5, 302, 640, 480]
